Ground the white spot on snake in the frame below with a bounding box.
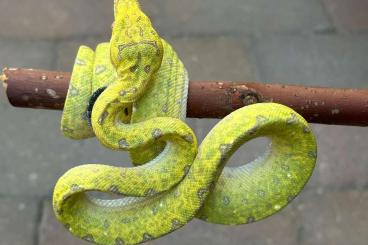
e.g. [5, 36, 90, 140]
[286, 113, 297, 124]
[120, 90, 127, 96]
[95, 65, 107, 74]
[223, 196, 230, 206]
[171, 219, 181, 230]
[161, 104, 168, 113]
[82, 234, 94, 242]
[197, 188, 208, 202]
[69, 85, 79, 96]
[303, 126, 311, 133]
[183, 134, 193, 143]
[98, 111, 109, 125]
[62, 126, 73, 134]
[71, 184, 82, 192]
[75, 59, 86, 66]
[118, 139, 129, 149]
[219, 144, 232, 156]
[257, 190, 266, 198]
[145, 188, 157, 196]
[152, 129, 163, 140]
[174, 189, 180, 198]
[151, 206, 158, 215]
[41, 75, 48, 80]
[256, 115, 267, 123]
[109, 185, 120, 194]
[142, 233, 153, 242]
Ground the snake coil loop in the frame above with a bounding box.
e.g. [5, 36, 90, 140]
[54, 1, 317, 244]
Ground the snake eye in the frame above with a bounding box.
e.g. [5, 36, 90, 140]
[130, 64, 139, 72]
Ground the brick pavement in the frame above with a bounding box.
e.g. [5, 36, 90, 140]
[0, 0, 367, 244]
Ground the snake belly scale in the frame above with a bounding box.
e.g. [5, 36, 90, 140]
[53, 1, 317, 244]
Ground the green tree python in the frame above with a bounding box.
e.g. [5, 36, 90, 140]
[53, 0, 317, 244]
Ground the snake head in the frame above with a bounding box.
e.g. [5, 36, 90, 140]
[110, 0, 163, 97]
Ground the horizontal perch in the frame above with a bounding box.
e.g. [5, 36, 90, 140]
[1, 68, 368, 126]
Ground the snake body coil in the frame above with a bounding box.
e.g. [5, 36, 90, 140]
[54, 1, 317, 244]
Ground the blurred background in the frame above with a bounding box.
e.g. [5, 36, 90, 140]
[0, 0, 367, 244]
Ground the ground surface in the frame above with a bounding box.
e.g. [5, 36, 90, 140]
[0, 0, 367, 245]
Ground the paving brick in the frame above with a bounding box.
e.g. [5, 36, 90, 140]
[39, 200, 299, 245]
[156, 209, 299, 245]
[295, 191, 368, 245]
[0, 40, 56, 70]
[0, 0, 113, 40]
[0, 0, 332, 39]
[308, 124, 368, 191]
[39, 200, 89, 245]
[55, 37, 106, 71]
[144, 0, 331, 36]
[170, 36, 258, 81]
[0, 101, 132, 197]
[323, 0, 368, 33]
[253, 34, 368, 88]
[0, 197, 39, 245]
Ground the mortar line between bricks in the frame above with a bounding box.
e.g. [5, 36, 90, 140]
[296, 224, 305, 245]
[34, 198, 45, 245]
[244, 34, 263, 81]
[317, 0, 339, 34]
[3, 28, 368, 45]
[0, 193, 52, 200]
[248, 34, 269, 83]
[50, 41, 59, 71]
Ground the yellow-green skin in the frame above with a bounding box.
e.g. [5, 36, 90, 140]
[54, 1, 317, 244]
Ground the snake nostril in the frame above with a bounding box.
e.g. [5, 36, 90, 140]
[124, 107, 129, 116]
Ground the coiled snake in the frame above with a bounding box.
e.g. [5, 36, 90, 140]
[53, 1, 317, 244]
